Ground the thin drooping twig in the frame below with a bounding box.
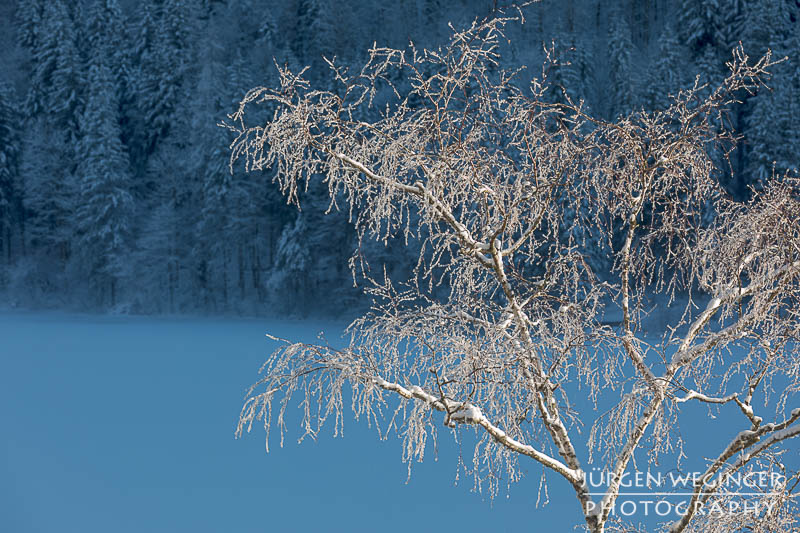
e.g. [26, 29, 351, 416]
[225, 10, 800, 533]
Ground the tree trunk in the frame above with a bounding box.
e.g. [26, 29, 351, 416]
[238, 243, 245, 301]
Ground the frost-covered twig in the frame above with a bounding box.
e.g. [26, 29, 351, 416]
[226, 10, 799, 533]
[668, 408, 800, 533]
[369, 375, 583, 484]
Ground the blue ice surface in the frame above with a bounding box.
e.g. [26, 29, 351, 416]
[3, 311, 794, 532]
[0, 311, 578, 533]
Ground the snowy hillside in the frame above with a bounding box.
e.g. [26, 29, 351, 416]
[0, 0, 797, 316]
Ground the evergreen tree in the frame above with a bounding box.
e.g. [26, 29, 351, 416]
[125, 1, 158, 176]
[645, 23, 685, 109]
[84, 0, 131, 90]
[4, 0, 797, 316]
[85, 0, 126, 50]
[745, 28, 800, 188]
[77, 57, 135, 306]
[255, 7, 297, 69]
[84, 0, 138, 167]
[679, 0, 744, 95]
[269, 213, 312, 313]
[544, 36, 593, 109]
[15, 0, 45, 51]
[256, 10, 279, 50]
[607, 16, 635, 116]
[196, 111, 235, 308]
[27, 0, 84, 134]
[137, 0, 195, 155]
[16, 0, 84, 289]
[0, 84, 21, 267]
[785, 53, 800, 177]
[679, 0, 742, 54]
[678, 0, 717, 51]
[133, 169, 186, 313]
[561, 36, 595, 108]
[714, 0, 744, 55]
[21, 120, 77, 281]
[264, 180, 357, 316]
[193, 53, 280, 311]
[742, 0, 798, 60]
[746, 85, 781, 186]
[294, 0, 336, 66]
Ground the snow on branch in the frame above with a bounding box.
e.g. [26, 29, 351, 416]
[369, 375, 583, 484]
[226, 9, 799, 533]
[675, 390, 739, 405]
[668, 407, 800, 533]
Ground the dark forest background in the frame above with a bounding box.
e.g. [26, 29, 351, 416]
[0, 0, 798, 316]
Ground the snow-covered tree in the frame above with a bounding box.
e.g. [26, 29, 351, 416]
[268, 213, 313, 313]
[13, 0, 84, 291]
[132, 162, 188, 314]
[742, 0, 800, 188]
[15, 0, 45, 51]
[83, 0, 133, 116]
[77, 57, 134, 306]
[20, 119, 77, 286]
[26, 0, 84, 134]
[745, 32, 800, 187]
[546, 35, 594, 108]
[607, 16, 635, 116]
[264, 179, 359, 315]
[137, 0, 195, 155]
[190, 52, 262, 311]
[84, 0, 126, 53]
[679, 0, 742, 56]
[125, 0, 158, 173]
[0, 83, 21, 267]
[4, 0, 800, 323]
[226, 10, 800, 533]
[645, 22, 685, 110]
[293, 0, 337, 67]
[741, 0, 796, 56]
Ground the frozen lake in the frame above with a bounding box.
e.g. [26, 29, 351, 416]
[1, 311, 576, 532]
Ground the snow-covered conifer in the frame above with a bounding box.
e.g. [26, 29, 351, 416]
[15, 0, 45, 51]
[645, 23, 685, 110]
[607, 16, 635, 116]
[0, 83, 21, 266]
[77, 56, 134, 305]
[137, 0, 195, 154]
[679, 0, 742, 54]
[20, 119, 77, 277]
[745, 27, 800, 187]
[294, 0, 336, 66]
[27, 0, 84, 137]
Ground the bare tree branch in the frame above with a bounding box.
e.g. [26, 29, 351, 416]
[225, 9, 799, 533]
